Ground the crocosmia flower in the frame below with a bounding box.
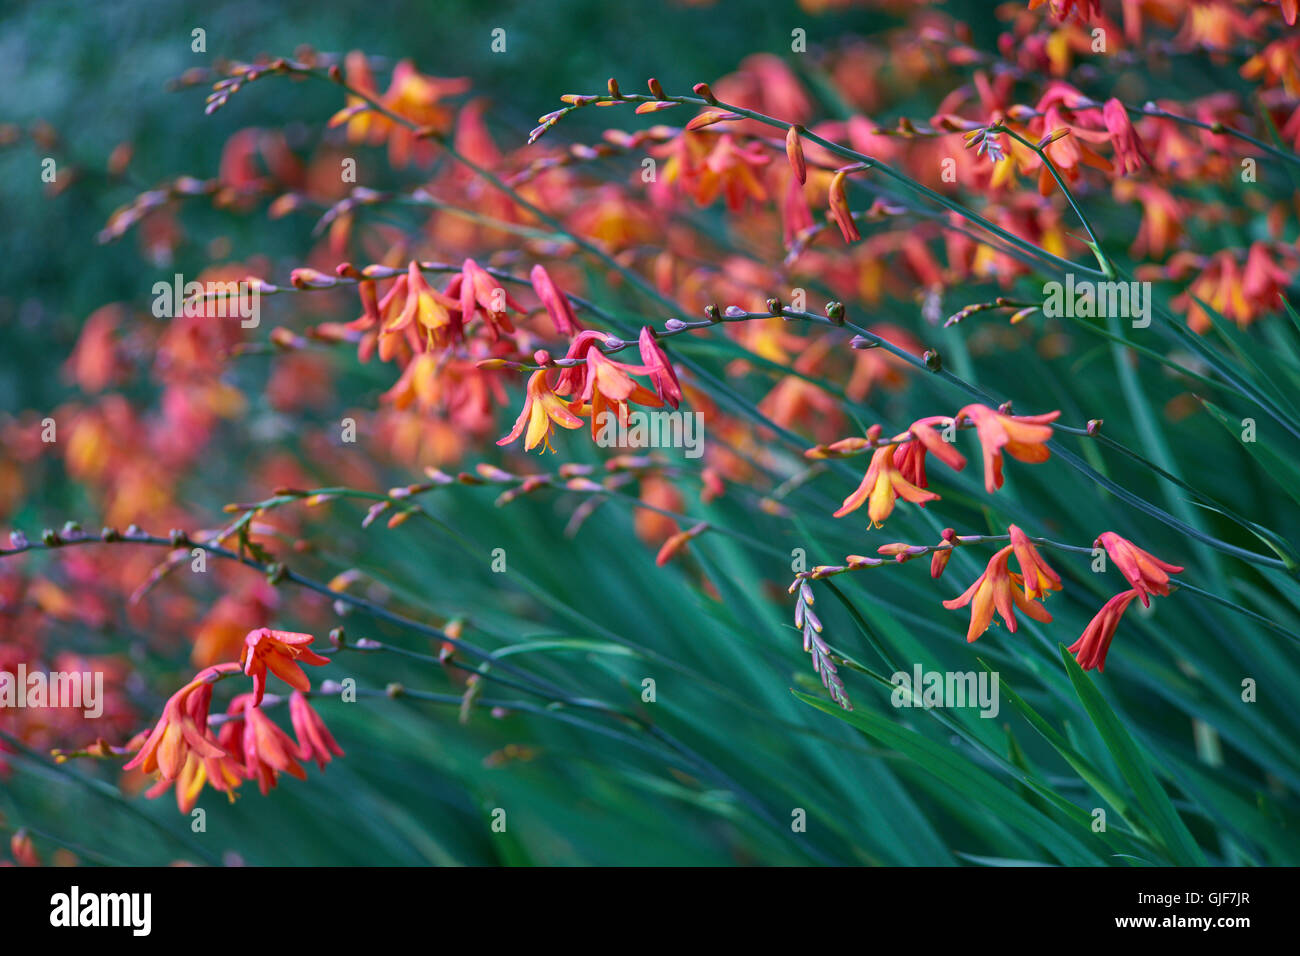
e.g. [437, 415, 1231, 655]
[959, 404, 1059, 493]
[1094, 532, 1183, 607]
[123, 662, 240, 781]
[638, 327, 683, 409]
[240, 628, 329, 707]
[241, 702, 309, 795]
[289, 691, 345, 770]
[1008, 524, 1062, 600]
[496, 370, 585, 453]
[1070, 589, 1141, 672]
[943, 545, 1052, 642]
[834, 444, 939, 527]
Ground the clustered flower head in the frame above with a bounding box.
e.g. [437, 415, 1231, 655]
[1066, 533, 1184, 672]
[118, 629, 341, 813]
[817, 402, 1057, 527]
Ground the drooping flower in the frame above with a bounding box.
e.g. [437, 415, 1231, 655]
[123, 662, 240, 781]
[382, 261, 463, 352]
[1163, 244, 1295, 332]
[240, 628, 329, 707]
[943, 545, 1052, 643]
[1095, 532, 1183, 607]
[958, 404, 1059, 493]
[381, 351, 442, 413]
[289, 691, 344, 770]
[1069, 589, 1141, 672]
[241, 703, 308, 795]
[454, 258, 525, 341]
[551, 332, 661, 437]
[145, 742, 246, 814]
[529, 264, 581, 337]
[890, 417, 967, 489]
[834, 444, 939, 527]
[637, 327, 683, 409]
[1008, 524, 1062, 600]
[496, 370, 584, 453]
[1101, 98, 1150, 175]
[579, 349, 663, 436]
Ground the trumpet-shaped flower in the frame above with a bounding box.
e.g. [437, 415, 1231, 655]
[145, 744, 246, 814]
[382, 261, 463, 352]
[1008, 524, 1062, 600]
[530, 264, 581, 337]
[958, 404, 1059, 493]
[240, 628, 329, 707]
[1101, 98, 1151, 175]
[552, 333, 662, 438]
[943, 545, 1052, 642]
[638, 327, 683, 409]
[123, 662, 240, 781]
[1094, 532, 1183, 607]
[289, 691, 345, 770]
[455, 258, 525, 341]
[241, 703, 308, 795]
[1069, 589, 1141, 672]
[834, 444, 939, 527]
[496, 370, 585, 453]
[891, 416, 967, 489]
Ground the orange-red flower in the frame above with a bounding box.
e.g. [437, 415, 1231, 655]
[123, 662, 239, 780]
[453, 258, 525, 341]
[530, 264, 581, 337]
[1095, 532, 1183, 607]
[1069, 589, 1141, 672]
[1008, 524, 1062, 600]
[579, 349, 663, 435]
[496, 370, 585, 453]
[834, 444, 939, 527]
[551, 332, 662, 437]
[145, 740, 246, 814]
[382, 261, 463, 352]
[1101, 98, 1150, 175]
[240, 628, 328, 707]
[943, 545, 1052, 643]
[289, 691, 344, 770]
[958, 404, 1059, 493]
[241, 702, 308, 795]
[658, 132, 771, 211]
[828, 169, 861, 243]
[638, 327, 683, 409]
[891, 416, 967, 489]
